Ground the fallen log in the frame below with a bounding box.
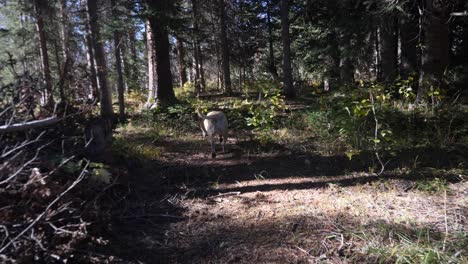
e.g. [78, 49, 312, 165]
[0, 116, 59, 133]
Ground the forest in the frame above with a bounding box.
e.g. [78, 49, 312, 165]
[0, 0, 467, 263]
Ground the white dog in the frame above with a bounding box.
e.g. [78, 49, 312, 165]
[197, 108, 228, 158]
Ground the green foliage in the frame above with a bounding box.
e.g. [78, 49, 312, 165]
[175, 82, 196, 99]
[138, 102, 198, 134]
[112, 137, 161, 163]
[244, 87, 286, 130]
[357, 222, 466, 264]
[415, 178, 449, 194]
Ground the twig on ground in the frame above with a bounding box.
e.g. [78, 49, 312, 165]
[0, 161, 89, 254]
[119, 214, 184, 220]
[208, 192, 241, 199]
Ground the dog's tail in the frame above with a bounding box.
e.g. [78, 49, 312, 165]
[197, 108, 217, 120]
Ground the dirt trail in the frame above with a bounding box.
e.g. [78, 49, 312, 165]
[100, 134, 467, 263]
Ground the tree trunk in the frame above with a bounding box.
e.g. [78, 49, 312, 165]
[147, 0, 176, 106]
[86, 0, 114, 119]
[59, 0, 72, 101]
[373, 26, 381, 80]
[326, 29, 340, 87]
[219, 0, 232, 94]
[111, 0, 125, 123]
[267, 0, 279, 80]
[338, 32, 354, 84]
[380, 15, 398, 82]
[198, 46, 206, 93]
[399, 2, 419, 77]
[34, 0, 54, 106]
[280, 0, 294, 98]
[462, 2, 468, 92]
[192, 0, 206, 93]
[192, 0, 200, 92]
[146, 19, 156, 105]
[209, 0, 221, 91]
[121, 36, 131, 92]
[84, 25, 99, 101]
[176, 37, 188, 87]
[417, 0, 450, 102]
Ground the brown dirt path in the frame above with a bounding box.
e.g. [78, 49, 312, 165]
[99, 132, 467, 263]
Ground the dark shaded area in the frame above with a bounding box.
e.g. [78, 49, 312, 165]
[94, 132, 466, 262]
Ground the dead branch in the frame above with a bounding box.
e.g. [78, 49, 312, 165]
[1, 131, 46, 158]
[0, 161, 89, 254]
[207, 192, 241, 199]
[0, 116, 59, 133]
[451, 11, 467, 16]
[0, 141, 53, 185]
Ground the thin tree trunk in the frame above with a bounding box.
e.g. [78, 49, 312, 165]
[34, 0, 54, 106]
[59, 0, 71, 100]
[399, 1, 419, 77]
[219, 0, 231, 94]
[380, 15, 398, 82]
[53, 40, 65, 101]
[373, 26, 381, 80]
[146, 19, 156, 104]
[339, 32, 354, 84]
[209, 0, 221, 91]
[128, 25, 139, 91]
[122, 36, 131, 92]
[461, 2, 468, 92]
[280, 0, 294, 98]
[417, 0, 450, 102]
[86, 0, 114, 119]
[85, 28, 99, 101]
[111, 0, 125, 123]
[198, 46, 206, 92]
[176, 37, 188, 87]
[267, 0, 278, 80]
[192, 0, 205, 93]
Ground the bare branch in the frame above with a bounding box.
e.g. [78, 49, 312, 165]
[0, 141, 53, 185]
[0, 161, 89, 254]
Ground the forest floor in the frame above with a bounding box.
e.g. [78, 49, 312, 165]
[92, 101, 467, 264]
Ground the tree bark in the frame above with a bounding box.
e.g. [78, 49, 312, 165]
[267, 0, 278, 80]
[338, 31, 354, 84]
[176, 37, 188, 87]
[280, 0, 294, 98]
[146, 19, 156, 105]
[399, 1, 419, 77]
[462, 2, 468, 92]
[417, 0, 450, 102]
[84, 25, 99, 102]
[219, 0, 232, 94]
[111, 0, 125, 123]
[379, 15, 398, 82]
[59, 0, 72, 101]
[192, 0, 206, 93]
[33, 0, 54, 106]
[147, 0, 176, 106]
[86, 0, 114, 119]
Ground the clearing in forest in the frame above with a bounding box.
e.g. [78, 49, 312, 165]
[96, 98, 467, 264]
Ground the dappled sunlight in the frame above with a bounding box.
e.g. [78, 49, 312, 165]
[165, 180, 466, 263]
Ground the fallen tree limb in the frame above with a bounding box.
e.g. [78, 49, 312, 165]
[0, 116, 59, 133]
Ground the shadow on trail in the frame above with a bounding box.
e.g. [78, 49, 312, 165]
[152, 143, 466, 197]
[97, 135, 466, 263]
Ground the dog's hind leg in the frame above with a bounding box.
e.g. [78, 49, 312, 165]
[210, 136, 216, 158]
[221, 133, 227, 153]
